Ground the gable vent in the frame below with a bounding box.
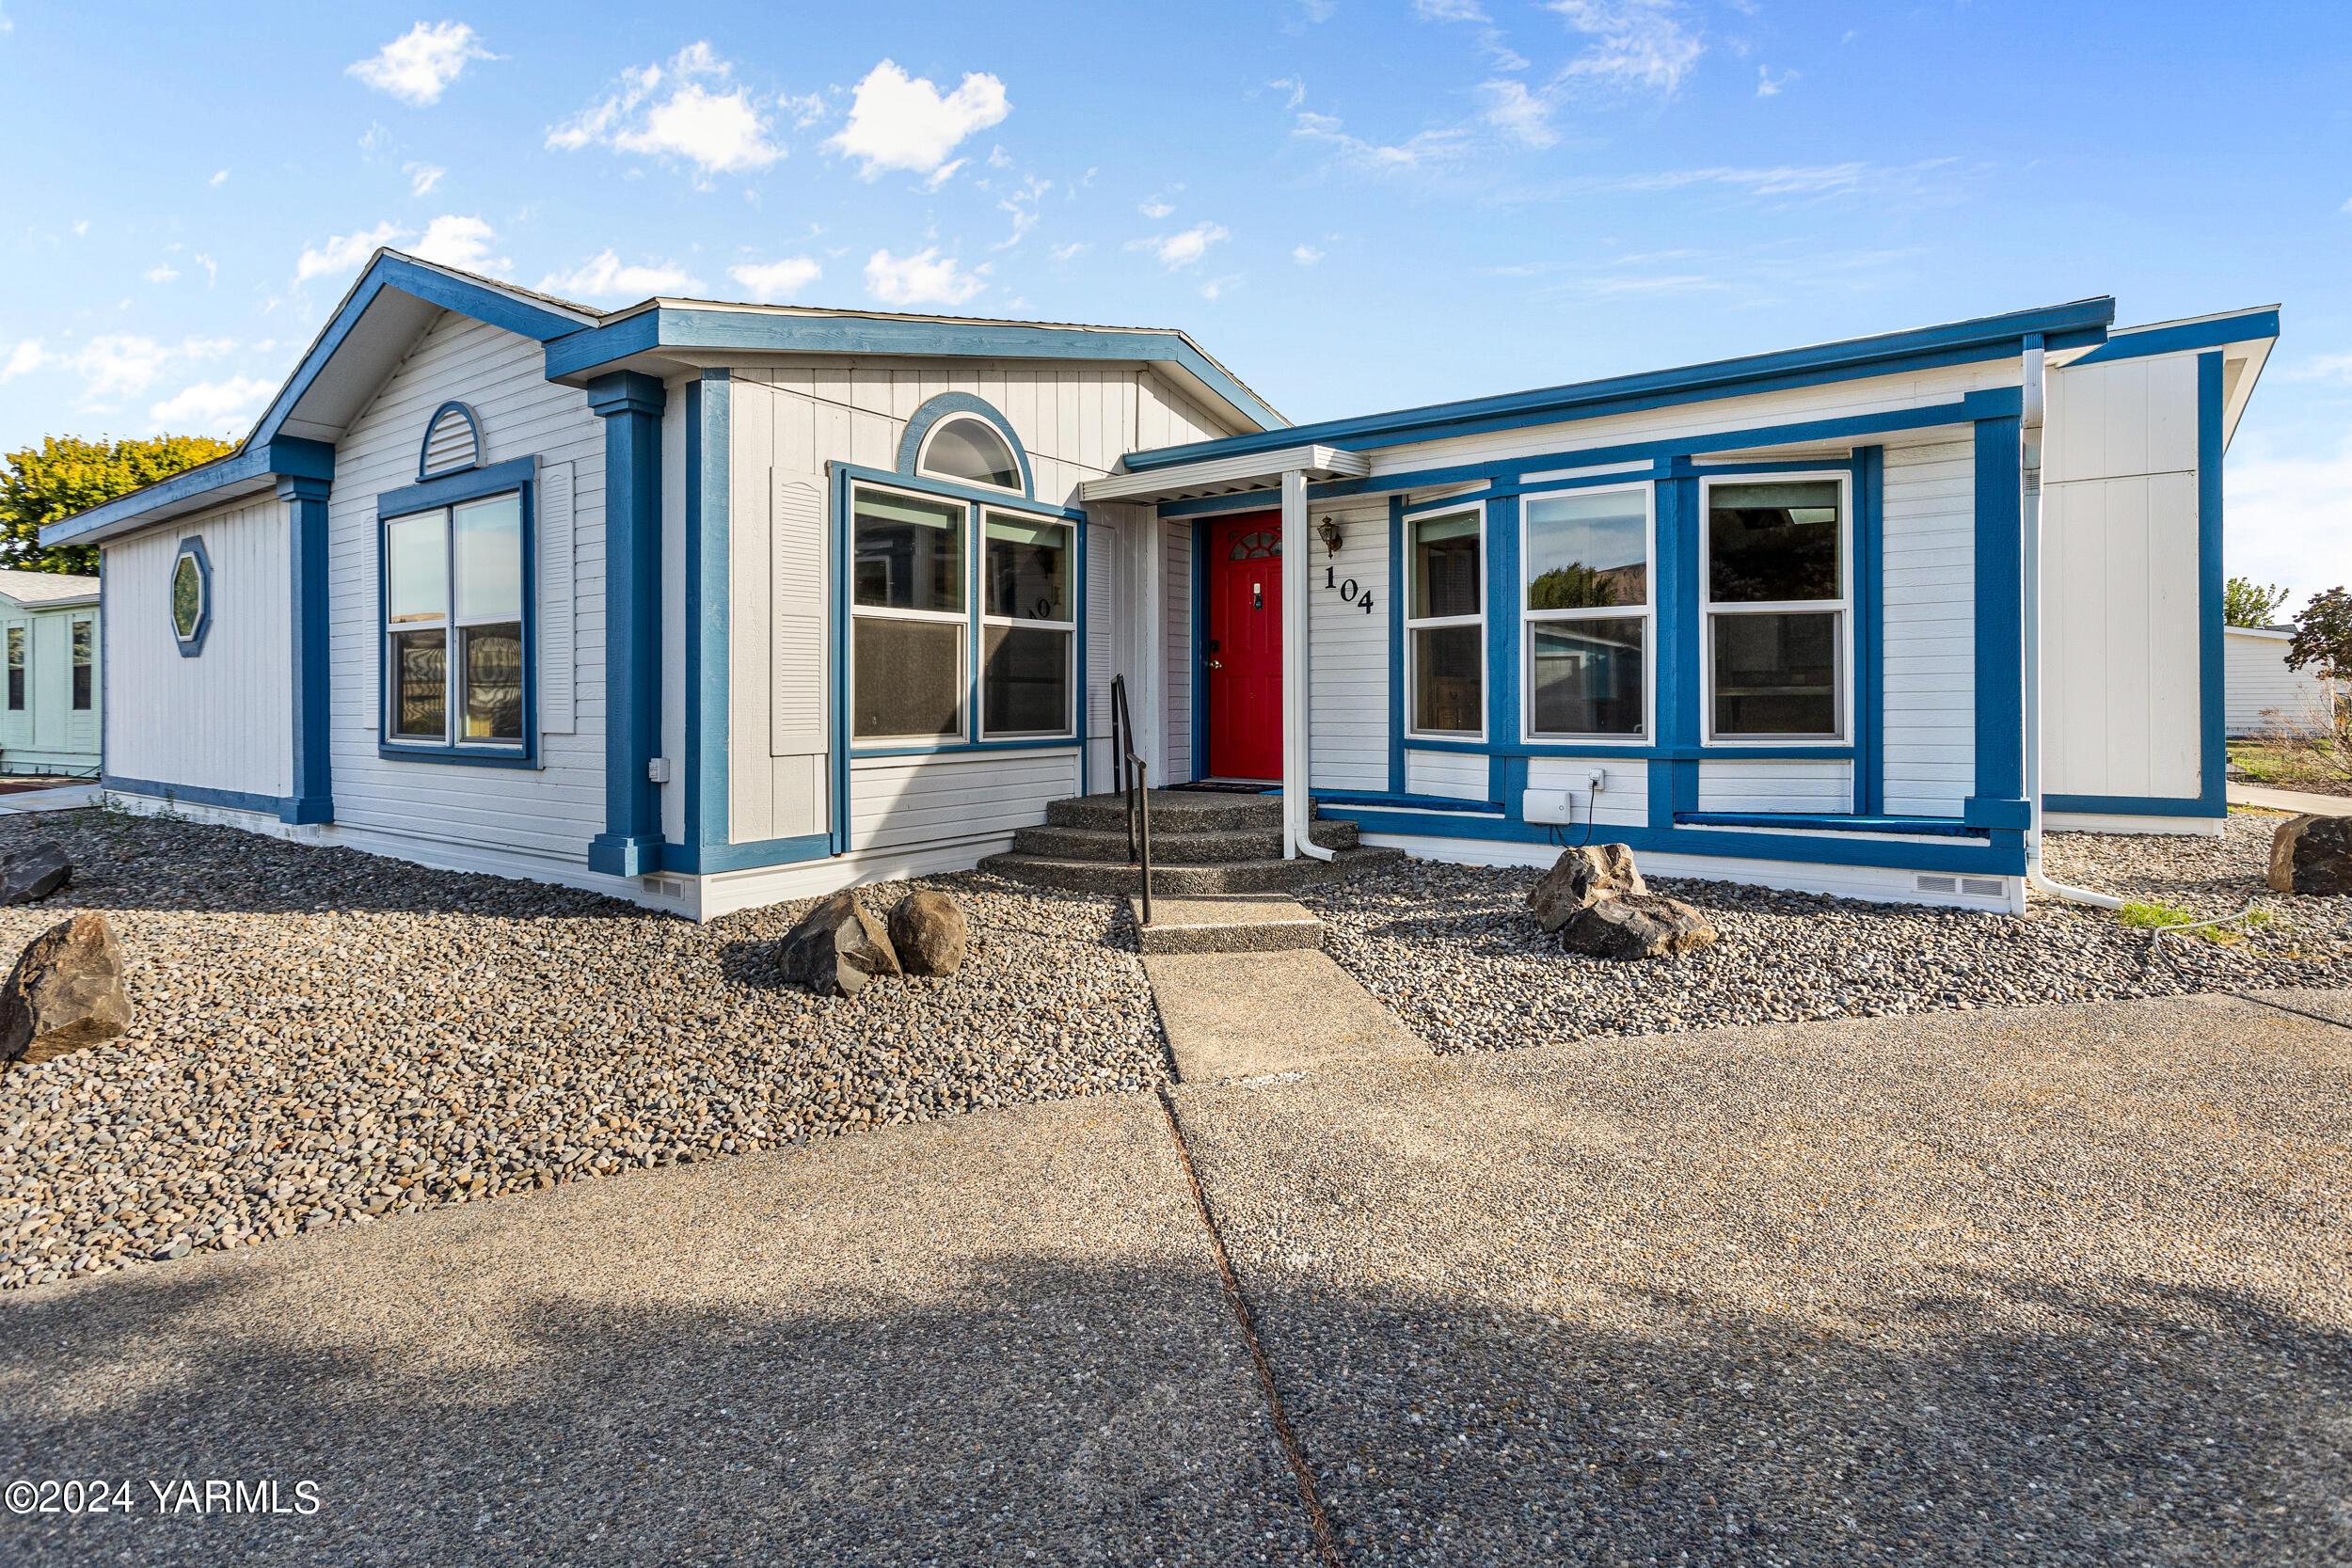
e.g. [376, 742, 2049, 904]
[420, 401, 482, 480]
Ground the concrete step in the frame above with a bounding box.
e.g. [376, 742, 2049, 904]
[1046, 789, 1280, 832]
[1127, 895, 1326, 955]
[1009, 817, 1359, 864]
[977, 843, 1406, 896]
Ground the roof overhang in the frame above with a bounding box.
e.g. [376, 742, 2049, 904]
[2049, 304, 2280, 448]
[1079, 445, 1371, 506]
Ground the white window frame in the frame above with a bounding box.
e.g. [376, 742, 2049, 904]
[380, 491, 530, 752]
[1403, 499, 1489, 743]
[849, 481, 974, 745]
[916, 416, 1025, 497]
[1518, 481, 1656, 744]
[1697, 470, 1853, 745]
[977, 509, 1078, 741]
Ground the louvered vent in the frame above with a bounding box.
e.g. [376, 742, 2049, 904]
[421, 403, 481, 478]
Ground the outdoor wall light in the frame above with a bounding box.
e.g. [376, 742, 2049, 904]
[1316, 515, 1343, 557]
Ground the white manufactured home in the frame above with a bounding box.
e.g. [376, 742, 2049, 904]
[47, 251, 2275, 917]
[0, 568, 101, 777]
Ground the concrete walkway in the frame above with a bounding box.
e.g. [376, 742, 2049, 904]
[0, 784, 100, 815]
[2229, 781, 2352, 816]
[6, 990, 2350, 1564]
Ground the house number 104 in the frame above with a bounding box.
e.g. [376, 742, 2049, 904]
[1325, 565, 1376, 613]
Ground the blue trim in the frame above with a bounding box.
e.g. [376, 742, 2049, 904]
[1855, 446, 1884, 816]
[851, 739, 1085, 758]
[1122, 301, 2110, 471]
[1486, 492, 1518, 754]
[1654, 471, 1700, 828]
[587, 371, 666, 878]
[1399, 739, 1855, 760]
[683, 372, 732, 865]
[1074, 518, 1089, 795]
[278, 476, 333, 824]
[830, 467, 850, 854]
[834, 463, 1081, 521]
[545, 307, 1285, 434]
[170, 535, 212, 657]
[2197, 351, 2229, 817]
[2065, 309, 2279, 366]
[1674, 811, 1985, 839]
[377, 456, 537, 519]
[1313, 788, 1504, 816]
[1972, 417, 2025, 803]
[418, 400, 484, 482]
[103, 774, 290, 817]
[376, 744, 540, 769]
[1191, 513, 1212, 781]
[1321, 804, 2027, 876]
[1387, 497, 1406, 795]
[2044, 793, 2224, 819]
[896, 393, 1037, 499]
[661, 832, 834, 875]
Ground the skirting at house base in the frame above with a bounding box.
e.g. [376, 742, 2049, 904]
[2042, 812, 2226, 837]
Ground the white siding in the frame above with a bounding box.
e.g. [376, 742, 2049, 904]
[2224, 628, 2332, 736]
[1525, 755, 1648, 829]
[0, 601, 100, 770]
[326, 309, 608, 861]
[1405, 748, 1489, 800]
[849, 750, 1080, 852]
[1308, 499, 1391, 791]
[105, 497, 292, 800]
[1697, 758, 1853, 813]
[1879, 437, 1976, 816]
[1164, 519, 1193, 784]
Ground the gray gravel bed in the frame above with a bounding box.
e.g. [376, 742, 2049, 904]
[0, 810, 1165, 1291]
[1299, 810, 2352, 1053]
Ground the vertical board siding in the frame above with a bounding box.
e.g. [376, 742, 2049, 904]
[1405, 749, 1491, 801]
[1879, 437, 1977, 816]
[105, 498, 292, 799]
[1525, 756, 1650, 828]
[848, 751, 1080, 851]
[2223, 630, 2333, 736]
[326, 309, 607, 859]
[1696, 758, 1854, 813]
[1308, 500, 1390, 791]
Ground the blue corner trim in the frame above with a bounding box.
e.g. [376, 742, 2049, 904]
[685, 372, 732, 861]
[418, 400, 484, 482]
[376, 455, 537, 520]
[1654, 471, 1700, 826]
[170, 535, 212, 657]
[1387, 496, 1406, 795]
[2043, 793, 2224, 819]
[2197, 351, 2228, 816]
[660, 833, 834, 874]
[1321, 805, 2027, 876]
[545, 307, 1285, 434]
[103, 774, 290, 818]
[1855, 446, 1884, 816]
[1963, 797, 2032, 831]
[1972, 417, 2024, 803]
[830, 467, 850, 854]
[1485, 492, 1517, 752]
[1122, 300, 2111, 472]
[1191, 512, 1212, 782]
[2065, 309, 2280, 366]
[589, 372, 666, 878]
[1673, 811, 1985, 839]
[278, 475, 333, 824]
[897, 393, 1037, 499]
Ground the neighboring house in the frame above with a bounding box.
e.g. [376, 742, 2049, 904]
[2224, 624, 2334, 736]
[40, 250, 2276, 917]
[0, 568, 101, 777]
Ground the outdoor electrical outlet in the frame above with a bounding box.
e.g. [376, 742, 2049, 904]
[1522, 789, 1574, 825]
[647, 758, 672, 784]
[1586, 768, 1606, 793]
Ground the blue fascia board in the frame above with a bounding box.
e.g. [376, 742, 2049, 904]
[2043, 793, 2224, 819]
[1324, 805, 2027, 876]
[545, 306, 1287, 433]
[374, 455, 536, 518]
[1674, 811, 1985, 839]
[2066, 309, 2280, 366]
[1122, 299, 2112, 471]
[43, 435, 333, 547]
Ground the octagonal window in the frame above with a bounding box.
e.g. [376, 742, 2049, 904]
[170, 539, 211, 653]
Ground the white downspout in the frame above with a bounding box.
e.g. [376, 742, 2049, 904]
[1279, 469, 1336, 862]
[2021, 340, 2123, 911]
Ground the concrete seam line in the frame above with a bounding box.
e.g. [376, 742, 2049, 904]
[2231, 991, 2352, 1033]
[1155, 1086, 1345, 1568]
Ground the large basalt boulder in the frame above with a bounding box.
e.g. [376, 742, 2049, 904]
[1556, 893, 1718, 961]
[1527, 843, 1648, 932]
[778, 892, 901, 997]
[2269, 813, 2352, 895]
[1, 911, 132, 1067]
[887, 890, 968, 977]
[0, 841, 72, 906]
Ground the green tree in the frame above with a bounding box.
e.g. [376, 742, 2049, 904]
[0, 434, 235, 576]
[2287, 587, 2352, 680]
[2223, 575, 2291, 628]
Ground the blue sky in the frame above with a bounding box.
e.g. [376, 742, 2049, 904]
[2, 2, 2344, 598]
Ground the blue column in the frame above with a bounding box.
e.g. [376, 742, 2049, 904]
[587, 371, 667, 877]
[277, 473, 334, 825]
[1971, 416, 2025, 804]
[1650, 464, 1701, 827]
[1853, 446, 1885, 816]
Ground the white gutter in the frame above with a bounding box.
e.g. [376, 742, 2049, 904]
[1279, 469, 1335, 863]
[2020, 340, 2123, 911]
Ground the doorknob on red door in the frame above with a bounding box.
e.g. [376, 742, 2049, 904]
[1205, 658, 1225, 669]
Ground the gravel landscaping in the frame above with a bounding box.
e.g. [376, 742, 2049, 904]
[0, 808, 1165, 1291]
[1300, 808, 2352, 1053]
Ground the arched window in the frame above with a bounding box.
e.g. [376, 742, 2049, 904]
[918, 417, 1023, 492]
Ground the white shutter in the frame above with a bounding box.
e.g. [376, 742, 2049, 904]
[771, 473, 827, 756]
[537, 461, 576, 735]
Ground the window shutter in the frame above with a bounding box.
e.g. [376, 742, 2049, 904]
[537, 462, 576, 735]
[770, 474, 826, 756]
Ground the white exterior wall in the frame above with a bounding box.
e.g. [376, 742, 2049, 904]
[1697, 758, 1852, 814]
[1308, 498, 1391, 791]
[2223, 626, 2332, 736]
[1879, 436, 1976, 815]
[2043, 354, 2203, 801]
[104, 496, 292, 800]
[1525, 755, 1648, 829]
[1405, 749, 1488, 800]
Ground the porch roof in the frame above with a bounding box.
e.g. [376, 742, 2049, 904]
[1078, 443, 1371, 506]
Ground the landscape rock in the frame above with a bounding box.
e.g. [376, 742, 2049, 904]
[2268, 813, 2352, 895]
[1527, 843, 1648, 931]
[0, 841, 72, 906]
[887, 890, 968, 976]
[777, 892, 902, 996]
[0, 911, 132, 1066]
[1555, 893, 1718, 961]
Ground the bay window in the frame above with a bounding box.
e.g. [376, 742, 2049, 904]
[383, 490, 527, 752]
[1522, 484, 1649, 738]
[1406, 507, 1485, 736]
[980, 513, 1073, 737]
[851, 487, 966, 739]
[1703, 477, 1848, 739]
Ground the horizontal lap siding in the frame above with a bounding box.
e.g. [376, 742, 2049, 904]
[1880, 438, 1975, 816]
[105, 499, 291, 799]
[1406, 749, 1489, 801]
[2223, 631, 2331, 736]
[326, 310, 607, 861]
[1309, 500, 1390, 791]
[848, 751, 1080, 852]
[1697, 759, 1853, 813]
[1525, 755, 1648, 829]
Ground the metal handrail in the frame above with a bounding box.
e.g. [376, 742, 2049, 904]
[1108, 674, 1152, 926]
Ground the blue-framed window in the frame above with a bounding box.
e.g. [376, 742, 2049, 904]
[1404, 500, 1487, 740]
[378, 465, 535, 765]
[170, 535, 213, 657]
[1699, 471, 1852, 742]
[1521, 482, 1653, 741]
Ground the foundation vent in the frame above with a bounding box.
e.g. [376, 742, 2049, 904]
[1961, 877, 2007, 898]
[1915, 875, 1958, 895]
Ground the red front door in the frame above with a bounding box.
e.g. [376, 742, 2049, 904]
[1205, 512, 1282, 781]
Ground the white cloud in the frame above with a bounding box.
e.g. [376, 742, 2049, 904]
[1415, 0, 1488, 18]
[149, 375, 272, 435]
[294, 221, 404, 283]
[1134, 222, 1230, 269]
[727, 257, 822, 301]
[1479, 79, 1560, 147]
[411, 215, 509, 276]
[1199, 275, 1243, 301]
[549, 43, 783, 178]
[994, 177, 1051, 248]
[539, 250, 697, 301]
[1291, 110, 1470, 171]
[1139, 198, 1175, 219]
[67, 334, 233, 404]
[828, 60, 1009, 179]
[1, 341, 46, 381]
[144, 263, 180, 284]
[193, 253, 218, 286]
[208, 169, 229, 187]
[1269, 76, 1308, 110]
[1294, 245, 1325, 264]
[864, 247, 985, 309]
[405, 162, 446, 196]
[346, 22, 494, 107]
[1549, 0, 1703, 94]
[1049, 242, 1091, 263]
[1756, 65, 1796, 96]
